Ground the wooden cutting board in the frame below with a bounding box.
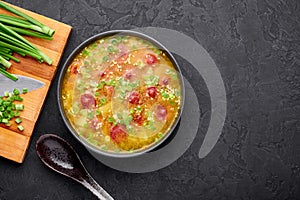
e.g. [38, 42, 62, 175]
[0, 2, 72, 163]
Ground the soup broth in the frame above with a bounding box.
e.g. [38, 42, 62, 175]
[61, 34, 182, 153]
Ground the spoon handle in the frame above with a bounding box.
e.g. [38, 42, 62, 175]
[82, 175, 114, 200]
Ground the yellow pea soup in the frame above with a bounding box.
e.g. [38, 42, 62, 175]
[61, 34, 183, 154]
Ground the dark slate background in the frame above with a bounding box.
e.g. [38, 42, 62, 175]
[0, 0, 300, 199]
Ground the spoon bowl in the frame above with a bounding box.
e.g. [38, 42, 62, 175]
[36, 134, 114, 200]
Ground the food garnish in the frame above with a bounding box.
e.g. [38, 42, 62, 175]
[0, 88, 26, 131]
[0, 1, 55, 81]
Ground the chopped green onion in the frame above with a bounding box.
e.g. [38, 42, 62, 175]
[136, 107, 142, 111]
[15, 104, 24, 110]
[1, 118, 8, 124]
[97, 81, 106, 89]
[162, 92, 169, 98]
[15, 117, 22, 124]
[83, 123, 89, 128]
[14, 111, 20, 116]
[111, 39, 118, 45]
[0, 89, 25, 130]
[17, 125, 24, 131]
[101, 144, 107, 150]
[100, 97, 106, 103]
[87, 112, 94, 119]
[13, 89, 20, 95]
[107, 46, 114, 53]
[108, 116, 114, 123]
[95, 109, 101, 115]
[22, 88, 28, 94]
[103, 55, 109, 62]
[82, 49, 90, 56]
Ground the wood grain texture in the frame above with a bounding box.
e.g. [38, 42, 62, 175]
[0, 2, 72, 163]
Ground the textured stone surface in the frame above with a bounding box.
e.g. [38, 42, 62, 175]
[0, 0, 300, 199]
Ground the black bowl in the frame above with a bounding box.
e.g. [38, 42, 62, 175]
[57, 30, 185, 158]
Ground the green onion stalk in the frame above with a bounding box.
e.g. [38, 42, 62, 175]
[0, 22, 52, 64]
[0, 1, 55, 36]
[0, 1, 55, 81]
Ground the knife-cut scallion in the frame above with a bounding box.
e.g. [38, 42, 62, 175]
[0, 40, 43, 61]
[0, 2, 55, 36]
[0, 14, 44, 33]
[0, 46, 11, 53]
[0, 23, 52, 64]
[0, 1, 55, 81]
[5, 25, 53, 40]
[15, 104, 24, 111]
[13, 88, 20, 95]
[0, 51, 20, 62]
[0, 54, 11, 68]
[0, 14, 31, 25]
[17, 125, 24, 131]
[15, 117, 22, 124]
[0, 27, 35, 52]
[3, 91, 9, 97]
[0, 15, 53, 40]
[22, 88, 28, 94]
[0, 89, 25, 131]
[0, 65, 18, 81]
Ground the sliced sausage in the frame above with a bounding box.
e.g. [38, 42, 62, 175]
[80, 94, 96, 109]
[146, 86, 158, 98]
[145, 53, 158, 65]
[156, 105, 167, 121]
[160, 76, 170, 86]
[128, 91, 140, 104]
[110, 124, 127, 143]
[89, 118, 99, 130]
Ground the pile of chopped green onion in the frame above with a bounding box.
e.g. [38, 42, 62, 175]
[0, 88, 27, 131]
[0, 1, 55, 81]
